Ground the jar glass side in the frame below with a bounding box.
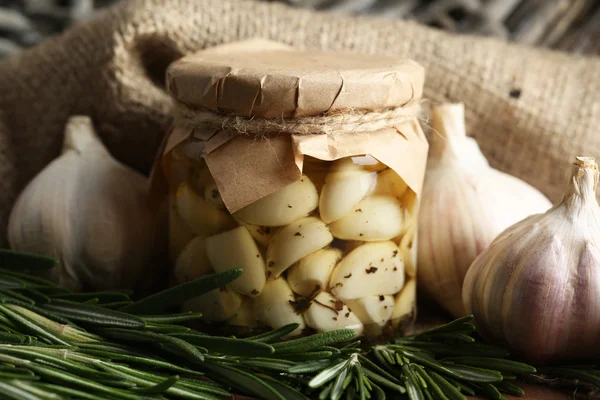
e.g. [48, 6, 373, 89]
[168, 143, 418, 340]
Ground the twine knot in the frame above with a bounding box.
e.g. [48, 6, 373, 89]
[175, 101, 422, 136]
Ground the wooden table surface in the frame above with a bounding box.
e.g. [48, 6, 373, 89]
[414, 296, 576, 400]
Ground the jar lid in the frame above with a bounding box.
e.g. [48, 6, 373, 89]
[166, 39, 424, 118]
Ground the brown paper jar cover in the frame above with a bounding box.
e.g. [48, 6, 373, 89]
[159, 39, 428, 339]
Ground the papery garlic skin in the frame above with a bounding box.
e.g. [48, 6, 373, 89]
[8, 116, 160, 291]
[418, 103, 552, 318]
[463, 157, 600, 363]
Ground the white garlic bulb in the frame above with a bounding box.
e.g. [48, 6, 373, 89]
[8, 116, 160, 291]
[463, 157, 600, 363]
[418, 103, 552, 317]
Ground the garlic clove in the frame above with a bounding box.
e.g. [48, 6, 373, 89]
[205, 226, 266, 298]
[175, 183, 236, 236]
[303, 292, 363, 335]
[228, 297, 258, 327]
[391, 279, 416, 328]
[461, 157, 600, 363]
[370, 169, 408, 198]
[329, 195, 404, 241]
[254, 278, 306, 335]
[319, 158, 377, 223]
[168, 200, 195, 263]
[8, 116, 160, 291]
[417, 103, 552, 318]
[329, 241, 405, 300]
[173, 236, 213, 284]
[287, 247, 342, 297]
[233, 175, 318, 227]
[232, 216, 274, 247]
[399, 222, 417, 278]
[345, 295, 394, 327]
[267, 217, 334, 278]
[183, 285, 242, 321]
[351, 155, 388, 172]
[204, 183, 226, 209]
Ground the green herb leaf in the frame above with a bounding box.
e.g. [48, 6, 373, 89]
[0, 250, 59, 271]
[119, 269, 243, 314]
[202, 362, 285, 400]
[442, 357, 536, 375]
[170, 334, 274, 357]
[246, 324, 300, 343]
[133, 375, 179, 394]
[42, 300, 145, 328]
[273, 329, 356, 354]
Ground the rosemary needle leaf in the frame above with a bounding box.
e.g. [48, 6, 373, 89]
[201, 362, 285, 400]
[0, 250, 59, 271]
[235, 357, 295, 371]
[33, 382, 131, 400]
[289, 359, 338, 374]
[41, 300, 145, 328]
[0, 380, 47, 400]
[495, 380, 525, 396]
[0, 332, 37, 345]
[50, 291, 132, 303]
[119, 269, 243, 314]
[443, 376, 475, 396]
[359, 354, 402, 384]
[133, 375, 179, 394]
[319, 382, 333, 400]
[0, 305, 71, 346]
[414, 316, 474, 337]
[78, 349, 202, 375]
[403, 364, 425, 400]
[103, 362, 227, 397]
[20, 289, 50, 305]
[441, 363, 504, 383]
[0, 270, 65, 292]
[169, 334, 274, 357]
[428, 371, 467, 400]
[260, 375, 311, 400]
[400, 349, 503, 383]
[98, 301, 135, 310]
[28, 363, 142, 400]
[144, 324, 191, 334]
[471, 382, 503, 400]
[8, 303, 74, 325]
[280, 350, 334, 362]
[273, 329, 356, 354]
[363, 367, 406, 394]
[138, 312, 203, 324]
[0, 289, 35, 305]
[10, 381, 64, 400]
[309, 359, 349, 388]
[246, 324, 300, 343]
[330, 365, 348, 400]
[0, 372, 39, 380]
[100, 329, 205, 363]
[429, 333, 475, 343]
[370, 382, 385, 400]
[441, 357, 536, 375]
[414, 365, 449, 400]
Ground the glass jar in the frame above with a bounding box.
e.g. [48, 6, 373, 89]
[159, 39, 427, 340]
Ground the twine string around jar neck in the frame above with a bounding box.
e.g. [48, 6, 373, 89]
[174, 101, 422, 136]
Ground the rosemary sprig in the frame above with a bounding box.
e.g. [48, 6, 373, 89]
[0, 248, 592, 400]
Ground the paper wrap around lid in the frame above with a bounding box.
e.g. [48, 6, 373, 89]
[166, 44, 424, 118]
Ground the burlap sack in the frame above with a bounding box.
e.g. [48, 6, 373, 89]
[0, 0, 599, 247]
